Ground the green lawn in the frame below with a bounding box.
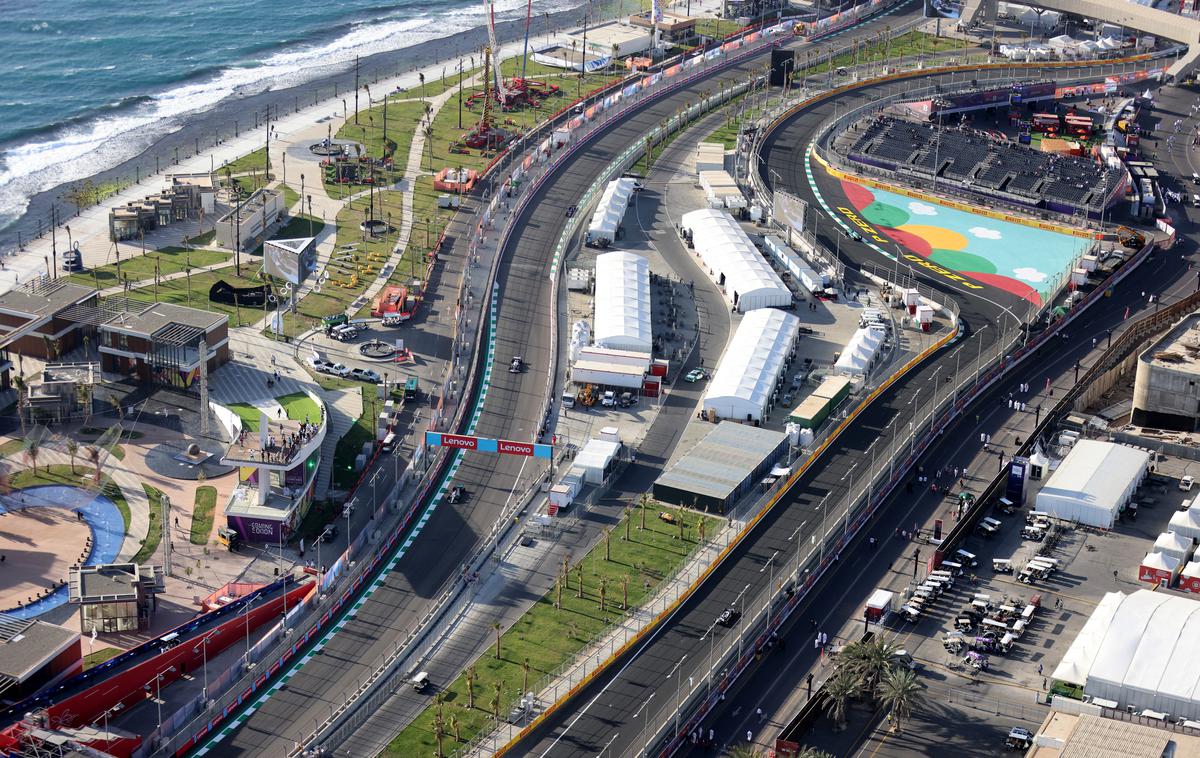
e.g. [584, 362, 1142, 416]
[796, 31, 972, 80]
[83, 647, 123, 670]
[222, 147, 268, 175]
[696, 18, 745, 39]
[131, 484, 165, 564]
[191, 486, 217, 545]
[384, 502, 721, 756]
[277, 392, 321, 423]
[123, 266, 276, 326]
[332, 386, 373, 491]
[250, 212, 326, 256]
[68, 246, 231, 289]
[226, 402, 264, 431]
[7, 464, 131, 534]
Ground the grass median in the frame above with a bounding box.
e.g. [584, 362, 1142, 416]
[191, 486, 217, 545]
[383, 501, 721, 757]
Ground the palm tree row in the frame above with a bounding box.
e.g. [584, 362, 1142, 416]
[823, 637, 924, 733]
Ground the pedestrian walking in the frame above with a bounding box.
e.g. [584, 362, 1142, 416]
[1038, 663, 1043, 675]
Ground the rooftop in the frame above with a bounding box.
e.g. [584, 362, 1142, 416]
[69, 563, 163, 603]
[102, 301, 227, 337]
[1142, 313, 1200, 373]
[1030, 712, 1200, 758]
[0, 280, 96, 320]
[655, 422, 787, 501]
[0, 618, 78, 684]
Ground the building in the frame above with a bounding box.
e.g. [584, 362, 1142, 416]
[68, 563, 165, 633]
[1052, 590, 1200, 722]
[0, 279, 98, 364]
[99, 302, 230, 387]
[1133, 313, 1200, 432]
[680, 208, 790, 312]
[703, 308, 800, 423]
[107, 173, 216, 242]
[593, 251, 652, 354]
[0, 617, 81, 701]
[566, 20, 653, 60]
[1027, 712, 1200, 758]
[629, 11, 698, 45]
[654, 421, 788, 512]
[1034, 440, 1149, 528]
[214, 187, 284, 253]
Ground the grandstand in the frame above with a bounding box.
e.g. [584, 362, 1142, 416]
[846, 115, 1124, 218]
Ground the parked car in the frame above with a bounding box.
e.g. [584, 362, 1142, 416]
[618, 392, 635, 407]
[330, 325, 359, 341]
[328, 363, 352, 377]
[684, 368, 706, 383]
[309, 357, 335, 374]
[717, 607, 741, 627]
[601, 390, 616, 407]
[1181, 475, 1195, 492]
[351, 368, 382, 383]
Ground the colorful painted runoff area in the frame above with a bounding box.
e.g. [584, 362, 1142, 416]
[837, 179, 1089, 305]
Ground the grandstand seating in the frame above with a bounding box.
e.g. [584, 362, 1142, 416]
[846, 115, 1121, 216]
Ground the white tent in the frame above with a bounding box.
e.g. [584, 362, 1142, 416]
[835, 327, 885, 376]
[585, 177, 637, 246]
[1170, 509, 1200, 542]
[681, 208, 791, 312]
[593, 251, 652, 354]
[703, 309, 800, 422]
[1155, 531, 1195, 562]
[572, 438, 622, 485]
[1053, 591, 1123, 686]
[1034, 440, 1149, 528]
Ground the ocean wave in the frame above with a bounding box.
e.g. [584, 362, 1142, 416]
[0, 0, 577, 227]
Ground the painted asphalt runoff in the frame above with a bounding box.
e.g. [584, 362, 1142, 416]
[511, 45, 1181, 758]
[684, 73, 1200, 757]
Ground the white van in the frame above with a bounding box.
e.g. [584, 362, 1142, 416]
[411, 671, 431, 692]
[381, 432, 398, 454]
[561, 391, 575, 409]
[1192, 194, 1200, 208]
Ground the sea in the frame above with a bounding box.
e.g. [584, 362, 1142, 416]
[0, 0, 587, 246]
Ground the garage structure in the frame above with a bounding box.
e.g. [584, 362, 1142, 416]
[680, 208, 791, 312]
[1052, 590, 1200, 720]
[653, 422, 788, 512]
[585, 177, 637, 247]
[702, 308, 800, 423]
[593, 251, 652, 354]
[1033, 440, 1149, 528]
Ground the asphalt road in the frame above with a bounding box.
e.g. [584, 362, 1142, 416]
[219, 15, 830, 754]
[689, 72, 1200, 758]
[511, 36, 1193, 758]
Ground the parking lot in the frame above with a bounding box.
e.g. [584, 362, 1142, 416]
[802, 444, 1200, 757]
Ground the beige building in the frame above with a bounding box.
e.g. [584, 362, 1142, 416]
[1133, 313, 1200, 432]
[214, 187, 284, 253]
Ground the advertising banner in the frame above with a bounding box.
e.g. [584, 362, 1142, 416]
[227, 515, 284, 543]
[773, 190, 807, 236]
[263, 237, 316, 286]
[1006, 456, 1029, 506]
[425, 431, 552, 458]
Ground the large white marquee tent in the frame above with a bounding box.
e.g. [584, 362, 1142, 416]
[1053, 590, 1200, 720]
[702, 309, 799, 422]
[593, 251, 652, 354]
[680, 208, 791, 312]
[1034, 440, 1149, 528]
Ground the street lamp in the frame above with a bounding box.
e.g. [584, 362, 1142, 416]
[668, 655, 689, 740]
[761, 550, 779, 629]
[143, 666, 177, 728]
[193, 634, 214, 700]
[635, 692, 655, 757]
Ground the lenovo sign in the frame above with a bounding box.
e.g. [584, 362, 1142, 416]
[498, 439, 534, 456]
[425, 432, 553, 459]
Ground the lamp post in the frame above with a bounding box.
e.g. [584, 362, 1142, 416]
[194, 634, 214, 700]
[761, 550, 778, 629]
[817, 492, 831, 564]
[635, 692, 655, 756]
[144, 667, 177, 728]
[244, 594, 258, 661]
[668, 654, 688, 740]
[908, 389, 921, 463]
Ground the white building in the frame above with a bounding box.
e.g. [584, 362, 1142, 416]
[1034, 440, 1149, 528]
[586, 177, 637, 247]
[703, 309, 800, 422]
[593, 251, 652, 354]
[680, 208, 791, 312]
[1052, 590, 1200, 720]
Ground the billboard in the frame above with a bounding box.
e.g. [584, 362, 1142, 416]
[773, 190, 807, 237]
[425, 431, 553, 459]
[226, 514, 284, 543]
[1006, 456, 1029, 506]
[924, 0, 961, 18]
[264, 236, 317, 285]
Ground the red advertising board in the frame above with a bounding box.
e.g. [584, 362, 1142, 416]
[440, 433, 479, 450]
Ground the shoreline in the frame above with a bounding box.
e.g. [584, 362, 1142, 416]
[0, 0, 626, 254]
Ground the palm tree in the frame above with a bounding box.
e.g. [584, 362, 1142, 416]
[639, 493, 649, 530]
[856, 638, 902, 700]
[603, 527, 612, 561]
[724, 746, 765, 758]
[625, 505, 632, 541]
[67, 439, 79, 474]
[424, 123, 435, 171]
[698, 518, 707, 544]
[522, 656, 531, 693]
[465, 665, 477, 709]
[12, 376, 27, 436]
[879, 667, 923, 734]
[492, 621, 502, 659]
[87, 446, 101, 482]
[26, 439, 39, 474]
[621, 574, 629, 610]
[419, 72, 426, 101]
[797, 749, 835, 758]
[490, 681, 502, 719]
[450, 714, 461, 742]
[576, 564, 584, 598]
[598, 577, 608, 614]
[824, 671, 858, 731]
